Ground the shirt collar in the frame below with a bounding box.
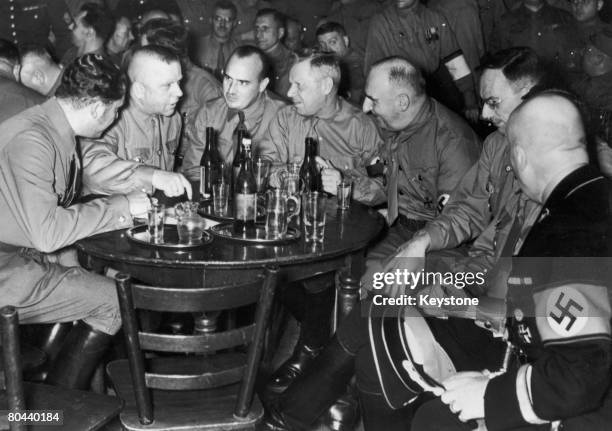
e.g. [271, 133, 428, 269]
[225, 91, 268, 127]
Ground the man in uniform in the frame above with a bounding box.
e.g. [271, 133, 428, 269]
[270, 0, 333, 46]
[489, 0, 575, 67]
[413, 93, 612, 431]
[0, 0, 72, 60]
[139, 19, 222, 120]
[285, 17, 307, 55]
[194, 0, 240, 81]
[106, 15, 135, 67]
[323, 0, 383, 56]
[263, 56, 480, 431]
[0, 39, 45, 124]
[254, 8, 297, 98]
[0, 54, 150, 390]
[19, 44, 64, 97]
[81, 45, 192, 198]
[182, 45, 285, 181]
[61, 2, 115, 66]
[259, 53, 385, 398]
[316, 21, 365, 105]
[364, 0, 479, 121]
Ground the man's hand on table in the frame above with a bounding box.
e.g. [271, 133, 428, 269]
[316, 156, 342, 195]
[152, 170, 193, 199]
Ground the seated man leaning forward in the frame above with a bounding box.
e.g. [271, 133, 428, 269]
[182, 45, 286, 180]
[259, 52, 385, 205]
[0, 54, 150, 391]
[81, 45, 192, 199]
[412, 92, 612, 431]
[263, 56, 481, 431]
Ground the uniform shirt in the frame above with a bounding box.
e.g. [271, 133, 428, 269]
[565, 20, 611, 75]
[0, 0, 71, 58]
[259, 98, 385, 205]
[422, 131, 540, 296]
[81, 104, 182, 195]
[364, 3, 475, 102]
[485, 165, 612, 430]
[182, 91, 286, 181]
[489, 3, 574, 64]
[429, 0, 485, 72]
[339, 48, 365, 106]
[194, 34, 240, 79]
[325, 0, 384, 56]
[265, 43, 297, 99]
[179, 61, 223, 120]
[382, 98, 481, 222]
[0, 73, 46, 125]
[175, 0, 214, 39]
[477, 0, 510, 51]
[0, 98, 132, 254]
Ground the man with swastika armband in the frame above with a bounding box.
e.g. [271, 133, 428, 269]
[411, 92, 612, 430]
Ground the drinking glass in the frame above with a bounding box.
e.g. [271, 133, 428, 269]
[147, 201, 165, 244]
[212, 181, 230, 217]
[254, 157, 271, 193]
[265, 189, 300, 239]
[337, 179, 352, 210]
[175, 202, 204, 244]
[302, 191, 327, 242]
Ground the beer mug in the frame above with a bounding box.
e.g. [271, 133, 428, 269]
[265, 189, 300, 238]
[278, 169, 302, 215]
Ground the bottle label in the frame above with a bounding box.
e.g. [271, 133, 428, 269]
[234, 193, 257, 221]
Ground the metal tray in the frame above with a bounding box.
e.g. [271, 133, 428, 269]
[126, 224, 212, 249]
[209, 222, 300, 244]
[197, 200, 234, 222]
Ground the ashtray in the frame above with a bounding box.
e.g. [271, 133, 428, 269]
[209, 222, 300, 244]
[126, 224, 212, 249]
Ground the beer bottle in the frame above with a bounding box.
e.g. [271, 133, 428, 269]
[199, 127, 216, 200]
[233, 137, 257, 236]
[232, 111, 248, 188]
[300, 137, 322, 192]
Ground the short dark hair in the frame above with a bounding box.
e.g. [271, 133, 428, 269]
[228, 45, 270, 80]
[255, 8, 286, 30]
[140, 18, 188, 58]
[315, 22, 347, 38]
[301, 52, 341, 90]
[214, 0, 238, 19]
[79, 2, 116, 42]
[371, 56, 426, 97]
[480, 47, 549, 91]
[56, 54, 126, 106]
[0, 39, 19, 65]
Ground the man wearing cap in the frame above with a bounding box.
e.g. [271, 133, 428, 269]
[182, 45, 286, 180]
[81, 45, 192, 199]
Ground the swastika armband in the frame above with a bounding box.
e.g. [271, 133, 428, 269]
[443, 52, 471, 82]
[534, 283, 611, 345]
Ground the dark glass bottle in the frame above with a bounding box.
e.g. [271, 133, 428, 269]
[199, 127, 216, 200]
[232, 112, 248, 187]
[233, 137, 257, 236]
[300, 137, 322, 192]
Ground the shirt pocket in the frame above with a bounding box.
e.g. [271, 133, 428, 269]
[128, 147, 151, 163]
[406, 166, 437, 211]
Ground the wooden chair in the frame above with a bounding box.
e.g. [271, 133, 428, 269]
[0, 306, 122, 431]
[107, 265, 279, 431]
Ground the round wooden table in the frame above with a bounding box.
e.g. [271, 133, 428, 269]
[76, 198, 385, 289]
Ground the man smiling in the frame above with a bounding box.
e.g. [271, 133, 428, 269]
[81, 45, 192, 198]
[182, 45, 286, 180]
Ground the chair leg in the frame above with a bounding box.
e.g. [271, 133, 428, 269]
[1, 306, 27, 431]
[235, 266, 279, 418]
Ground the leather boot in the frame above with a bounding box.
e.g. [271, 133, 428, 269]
[268, 287, 334, 393]
[45, 321, 113, 390]
[25, 322, 74, 382]
[267, 342, 322, 394]
[317, 385, 360, 431]
[263, 337, 355, 430]
[359, 390, 413, 431]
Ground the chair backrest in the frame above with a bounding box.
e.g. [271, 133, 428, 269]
[114, 265, 278, 425]
[0, 306, 27, 431]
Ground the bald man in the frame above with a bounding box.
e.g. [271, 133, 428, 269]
[82, 45, 192, 198]
[19, 44, 64, 97]
[412, 93, 612, 431]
